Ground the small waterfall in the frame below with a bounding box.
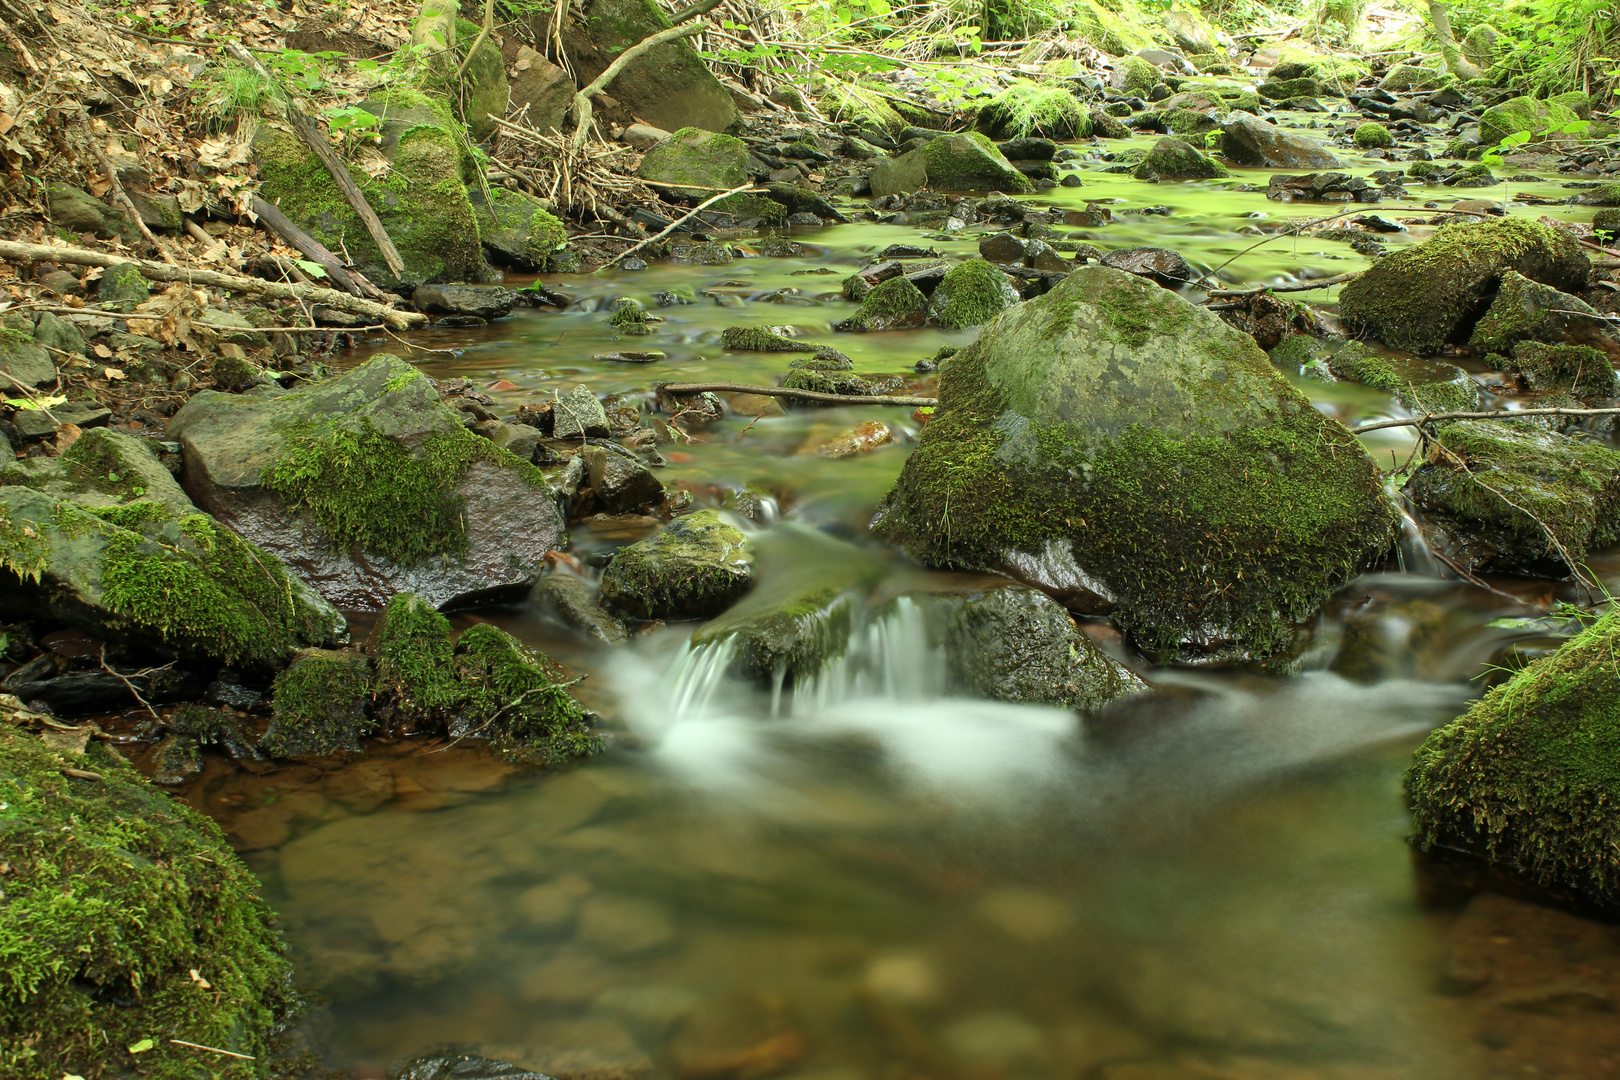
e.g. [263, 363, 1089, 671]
[1395, 506, 1443, 578]
[793, 598, 945, 713]
[667, 635, 739, 720]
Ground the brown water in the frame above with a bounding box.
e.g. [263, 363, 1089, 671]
[216, 113, 1620, 1078]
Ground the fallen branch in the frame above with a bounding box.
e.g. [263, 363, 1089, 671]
[91, 143, 175, 266]
[567, 0, 724, 152]
[227, 44, 406, 281]
[1204, 271, 1361, 298]
[595, 183, 762, 271]
[1351, 406, 1620, 434]
[26, 303, 374, 334]
[659, 382, 938, 407]
[0, 240, 426, 329]
[250, 195, 387, 301]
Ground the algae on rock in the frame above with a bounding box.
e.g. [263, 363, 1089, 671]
[600, 509, 754, 621]
[929, 258, 1022, 329]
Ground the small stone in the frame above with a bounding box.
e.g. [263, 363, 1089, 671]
[978, 232, 1029, 264]
[96, 263, 150, 309]
[412, 284, 516, 321]
[553, 386, 611, 440]
[810, 420, 892, 459]
[668, 994, 806, 1080]
[586, 446, 665, 513]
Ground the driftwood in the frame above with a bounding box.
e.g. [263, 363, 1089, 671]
[227, 44, 406, 281]
[567, 0, 724, 151]
[251, 195, 387, 301]
[1352, 407, 1620, 434]
[659, 382, 938, 408]
[596, 183, 762, 271]
[0, 239, 426, 329]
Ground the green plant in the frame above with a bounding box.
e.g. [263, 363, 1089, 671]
[1480, 118, 1592, 164]
[982, 79, 1088, 137]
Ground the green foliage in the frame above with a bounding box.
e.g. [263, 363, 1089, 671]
[981, 79, 1090, 138]
[1465, 0, 1620, 97]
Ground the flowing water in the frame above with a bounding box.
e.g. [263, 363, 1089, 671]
[213, 116, 1620, 1078]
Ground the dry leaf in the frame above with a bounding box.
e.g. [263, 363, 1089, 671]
[93, 342, 111, 358]
[104, 366, 126, 380]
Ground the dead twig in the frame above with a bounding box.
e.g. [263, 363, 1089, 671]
[659, 381, 937, 407]
[596, 183, 763, 271]
[99, 647, 168, 722]
[1351, 406, 1620, 434]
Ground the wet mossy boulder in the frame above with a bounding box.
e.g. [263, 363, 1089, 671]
[1326, 343, 1480, 413]
[600, 510, 754, 620]
[1404, 420, 1620, 576]
[1132, 136, 1230, 180]
[1462, 23, 1502, 68]
[833, 276, 929, 332]
[468, 186, 568, 270]
[253, 90, 493, 289]
[167, 354, 569, 611]
[1479, 95, 1580, 147]
[872, 265, 1400, 665]
[635, 127, 749, 202]
[1379, 64, 1446, 92]
[923, 134, 1033, 193]
[1220, 114, 1342, 170]
[563, 0, 738, 135]
[1337, 218, 1589, 355]
[1353, 123, 1393, 149]
[1407, 608, 1620, 907]
[261, 647, 376, 757]
[0, 725, 297, 1077]
[1119, 55, 1160, 97]
[1467, 270, 1613, 359]
[930, 259, 1022, 330]
[1509, 341, 1618, 400]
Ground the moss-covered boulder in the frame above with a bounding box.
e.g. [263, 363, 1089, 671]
[1462, 23, 1501, 68]
[1352, 123, 1393, 149]
[0, 724, 297, 1077]
[1467, 270, 1612, 359]
[1407, 608, 1620, 907]
[253, 89, 493, 289]
[833, 276, 929, 332]
[261, 648, 376, 757]
[872, 265, 1399, 665]
[868, 148, 929, 198]
[923, 134, 1033, 193]
[1119, 55, 1160, 97]
[1337, 218, 1589, 355]
[929, 258, 1022, 329]
[1257, 77, 1322, 101]
[457, 26, 509, 142]
[1132, 136, 1230, 180]
[720, 326, 821, 352]
[1379, 64, 1446, 92]
[1220, 114, 1342, 169]
[1549, 90, 1592, 121]
[563, 0, 735, 134]
[1326, 343, 1480, 413]
[167, 354, 568, 611]
[1508, 341, 1618, 399]
[1405, 420, 1620, 576]
[635, 127, 749, 202]
[599, 509, 754, 620]
[468, 186, 568, 270]
[1479, 95, 1581, 146]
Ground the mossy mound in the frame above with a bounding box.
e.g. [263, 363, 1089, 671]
[979, 81, 1091, 140]
[1407, 608, 1620, 906]
[1257, 77, 1323, 101]
[1510, 341, 1618, 399]
[873, 266, 1399, 664]
[1462, 23, 1502, 68]
[635, 126, 749, 202]
[820, 83, 905, 134]
[920, 133, 1033, 193]
[834, 275, 929, 332]
[1337, 218, 1589, 355]
[1353, 123, 1393, 149]
[1118, 55, 1160, 97]
[262, 647, 376, 756]
[1132, 136, 1229, 179]
[1467, 270, 1606, 359]
[1379, 64, 1447, 92]
[600, 510, 755, 621]
[1405, 420, 1620, 575]
[0, 725, 296, 1078]
[468, 186, 568, 270]
[1271, 45, 1364, 85]
[1479, 95, 1581, 147]
[929, 259, 1022, 330]
[720, 326, 821, 352]
[1326, 343, 1479, 413]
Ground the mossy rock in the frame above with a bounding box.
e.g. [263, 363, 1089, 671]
[1479, 95, 1580, 147]
[253, 94, 493, 289]
[1132, 136, 1229, 180]
[1326, 343, 1479, 413]
[833, 275, 929, 332]
[920, 133, 1033, 193]
[97, 262, 151, 310]
[0, 725, 297, 1077]
[1467, 270, 1606, 358]
[2, 427, 194, 519]
[1462, 23, 1502, 69]
[868, 147, 929, 198]
[1272, 45, 1364, 85]
[1353, 123, 1393, 149]
[820, 83, 905, 134]
[469, 186, 567, 269]
[1404, 420, 1620, 576]
[874, 266, 1397, 665]
[1257, 77, 1322, 101]
[1510, 341, 1618, 399]
[456, 27, 509, 142]
[599, 510, 754, 620]
[167, 354, 568, 611]
[929, 258, 1021, 330]
[1407, 607, 1620, 906]
[635, 126, 750, 202]
[262, 647, 376, 756]
[720, 326, 821, 352]
[1337, 218, 1589, 355]
[1379, 64, 1446, 92]
[0, 485, 344, 670]
[1165, 107, 1218, 139]
[1549, 90, 1592, 121]
[1119, 55, 1160, 97]
[563, 0, 737, 134]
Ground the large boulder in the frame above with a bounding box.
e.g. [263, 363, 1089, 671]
[1467, 270, 1618, 363]
[599, 510, 754, 620]
[1404, 420, 1620, 577]
[253, 89, 494, 289]
[167, 355, 569, 611]
[872, 265, 1399, 664]
[1408, 608, 1620, 907]
[1479, 94, 1580, 146]
[0, 431, 344, 669]
[0, 724, 297, 1075]
[1337, 218, 1589, 355]
[468, 186, 568, 269]
[562, 0, 738, 135]
[1132, 136, 1229, 180]
[1220, 114, 1342, 169]
[509, 46, 575, 135]
[636, 127, 749, 202]
[870, 135, 1034, 196]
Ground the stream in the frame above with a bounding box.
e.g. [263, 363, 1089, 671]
[199, 118, 1620, 1078]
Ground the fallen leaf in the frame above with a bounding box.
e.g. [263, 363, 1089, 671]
[127, 1038, 155, 1054]
[55, 422, 82, 452]
[104, 366, 126, 381]
[93, 343, 111, 358]
[188, 968, 212, 989]
[486, 379, 521, 391]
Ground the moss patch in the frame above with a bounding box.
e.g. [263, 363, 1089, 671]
[262, 648, 376, 756]
[929, 258, 1021, 330]
[599, 510, 754, 621]
[1353, 123, 1393, 149]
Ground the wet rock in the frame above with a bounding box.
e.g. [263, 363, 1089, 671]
[33, 312, 87, 358]
[485, 1018, 659, 1080]
[978, 232, 1028, 264]
[600, 510, 754, 620]
[919, 583, 1146, 710]
[150, 733, 203, 785]
[577, 893, 677, 955]
[509, 47, 575, 136]
[1508, 342, 1618, 400]
[1468, 271, 1617, 363]
[1408, 607, 1620, 907]
[469, 187, 569, 270]
[868, 149, 929, 198]
[537, 573, 629, 645]
[1265, 171, 1378, 203]
[1220, 114, 1342, 169]
[586, 446, 664, 513]
[1379, 64, 1446, 92]
[790, 346, 854, 371]
[45, 182, 134, 240]
[97, 262, 151, 309]
[810, 420, 893, 458]
[1327, 342, 1479, 413]
[167, 355, 568, 611]
[997, 137, 1058, 161]
[832, 276, 929, 332]
[873, 266, 1399, 665]
[413, 284, 516, 321]
[1024, 239, 1069, 272]
[1132, 137, 1229, 180]
[1339, 218, 1589, 355]
[764, 182, 848, 222]
[1098, 247, 1196, 286]
[637, 127, 749, 202]
[261, 647, 375, 757]
[0, 725, 297, 1073]
[390, 1047, 554, 1080]
[553, 385, 612, 441]
[1405, 420, 1620, 576]
[2, 651, 203, 715]
[874, 134, 1033, 197]
[562, 0, 737, 135]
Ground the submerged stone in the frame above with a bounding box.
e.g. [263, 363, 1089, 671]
[600, 510, 754, 621]
[1326, 343, 1480, 413]
[167, 355, 568, 611]
[1407, 608, 1620, 907]
[872, 265, 1399, 664]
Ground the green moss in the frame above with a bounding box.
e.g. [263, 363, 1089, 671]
[1480, 95, 1580, 146]
[84, 499, 173, 531]
[599, 510, 754, 620]
[1469, 270, 1595, 356]
[1132, 136, 1229, 179]
[1512, 342, 1618, 399]
[262, 648, 376, 756]
[819, 83, 905, 133]
[720, 326, 820, 351]
[261, 417, 544, 566]
[0, 726, 296, 1079]
[1407, 608, 1620, 904]
[920, 134, 1033, 193]
[1353, 122, 1393, 149]
[1165, 107, 1217, 138]
[930, 258, 1020, 330]
[1257, 77, 1323, 101]
[1407, 160, 1443, 180]
[449, 623, 600, 764]
[608, 298, 650, 334]
[1119, 55, 1160, 97]
[838, 275, 928, 332]
[1328, 343, 1479, 413]
[371, 592, 460, 721]
[981, 81, 1091, 139]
